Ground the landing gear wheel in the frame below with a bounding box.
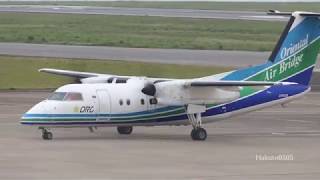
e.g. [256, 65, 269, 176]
[191, 128, 207, 141]
[117, 126, 133, 135]
[42, 131, 53, 140]
[191, 129, 197, 140]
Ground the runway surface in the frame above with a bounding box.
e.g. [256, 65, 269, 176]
[0, 91, 319, 179]
[0, 5, 287, 21]
[1, 42, 320, 68]
[0, 42, 272, 67]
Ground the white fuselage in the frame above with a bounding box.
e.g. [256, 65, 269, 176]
[22, 77, 309, 128]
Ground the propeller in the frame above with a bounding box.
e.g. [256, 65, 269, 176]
[141, 83, 156, 96]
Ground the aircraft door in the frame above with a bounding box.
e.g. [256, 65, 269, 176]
[96, 90, 111, 121]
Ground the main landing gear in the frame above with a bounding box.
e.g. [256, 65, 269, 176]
[40, 127, 53, 140]
[188, 113, 207, 141]
[117, 126, 133, 135]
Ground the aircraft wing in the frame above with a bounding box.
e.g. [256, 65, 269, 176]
[39, 68, 109, 78]
[41, 68, 285, 105]
[39, 68, 175, 83]
[146, 79, 285, 106]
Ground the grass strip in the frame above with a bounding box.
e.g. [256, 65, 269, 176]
[0, 56, 232, 89]
[0, 13, 284, 51]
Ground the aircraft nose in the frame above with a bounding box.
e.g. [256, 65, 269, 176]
[21, 101, 48, 122]
[28, 101, 48, 114]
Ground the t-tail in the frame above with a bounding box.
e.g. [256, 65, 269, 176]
[223, 11, 320, 86]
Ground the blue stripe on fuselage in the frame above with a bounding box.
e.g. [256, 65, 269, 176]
[22, 105, 181, 118]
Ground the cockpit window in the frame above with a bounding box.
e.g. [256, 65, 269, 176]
[64, 92, 83, 101]
[47, 92, 83, 101]
[48, 92, 67, 101]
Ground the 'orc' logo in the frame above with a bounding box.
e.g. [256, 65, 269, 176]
[80, 106, 94, 113]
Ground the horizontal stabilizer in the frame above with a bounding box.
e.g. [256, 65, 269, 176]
[267, 10, 292, 16]
[268, 10, 320, 17]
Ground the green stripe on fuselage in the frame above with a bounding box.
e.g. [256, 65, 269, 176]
[22, 107, 186, 122]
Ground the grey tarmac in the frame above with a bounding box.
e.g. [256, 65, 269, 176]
[0, 91, 319, 179]
[0, 5, 287, 21]
[3, 42, 320, 68]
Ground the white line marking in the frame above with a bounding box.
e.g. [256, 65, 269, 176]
[241, 15, 287, 19]
[272, 132, 287, 135]
[287, 119, 312, 123]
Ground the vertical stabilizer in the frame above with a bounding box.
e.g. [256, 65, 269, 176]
[223, 11, 320, 85]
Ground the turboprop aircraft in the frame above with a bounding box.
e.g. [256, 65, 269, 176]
[21, 11, 320, 141]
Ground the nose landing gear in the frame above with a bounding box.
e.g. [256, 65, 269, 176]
[117, 126, 133, 135]
[40, 127, 53, 140]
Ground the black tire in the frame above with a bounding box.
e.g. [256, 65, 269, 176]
[42, 131, 53, 140]
[117, 126, 133, 135]
[196, 128, 207, 141]
[191, 129, 197, 140]
[191, 128, 207, 141]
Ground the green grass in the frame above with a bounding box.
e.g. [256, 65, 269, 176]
[0, 1, 319, 12]
[0, 13, 284, 51]
[0, 56, 232, 89]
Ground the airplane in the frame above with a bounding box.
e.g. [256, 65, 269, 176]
[21, 11, 320, 141]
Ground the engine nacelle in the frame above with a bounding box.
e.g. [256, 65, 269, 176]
[155, 80, 240, 106]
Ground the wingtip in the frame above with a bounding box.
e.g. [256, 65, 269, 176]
[38, 68, 47, 72]
[267, 10, 292, 16]
[268, 9, 280, 13]
[39, 68, 54, 72]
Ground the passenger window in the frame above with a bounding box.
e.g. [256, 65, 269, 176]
[150, 98, 158, 105]
[126, 99, 130, 105]
[119, 99, 123, 106]
[64, 92, 83, 101]
[47, 92, 66, 101]
[141, 99, 145, 105]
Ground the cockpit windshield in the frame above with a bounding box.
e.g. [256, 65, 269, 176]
[48, 92, 66, 101]
[47, 92, 83, 101]
[64, 92, 83, 101]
